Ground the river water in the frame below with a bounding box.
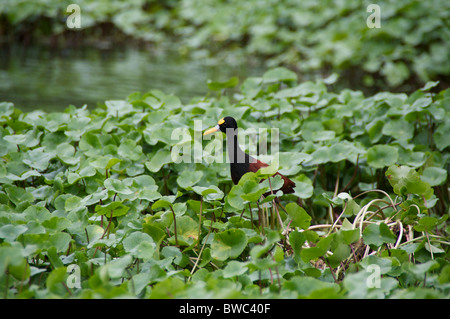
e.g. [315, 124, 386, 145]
[0, 44, 265, 112]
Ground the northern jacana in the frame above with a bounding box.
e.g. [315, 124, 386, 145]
[203, 116, 295, 195]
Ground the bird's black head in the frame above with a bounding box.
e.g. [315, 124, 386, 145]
[203, 116, 238, 136]
[217, 116, 238, 133]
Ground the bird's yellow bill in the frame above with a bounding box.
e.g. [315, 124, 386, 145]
[203, 125, 220, 136]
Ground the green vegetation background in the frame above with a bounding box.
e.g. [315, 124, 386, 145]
[0, 0, 449, 299]
[1, 0, 449, 91]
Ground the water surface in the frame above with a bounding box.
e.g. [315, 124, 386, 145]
[0, 44, 264, 112]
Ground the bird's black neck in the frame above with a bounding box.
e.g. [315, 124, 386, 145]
[226, 129, 248, 164]
[226, 128, 250, 184]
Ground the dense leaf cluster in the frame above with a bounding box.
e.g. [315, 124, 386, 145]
[0, 69, 448, 298]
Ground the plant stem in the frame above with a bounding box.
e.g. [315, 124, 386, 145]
[170, 206, 178, 246]
[341, 154, 359, 192]
[190, 215, 214, 278]
[424, 231, 434, 260]
[197, 196, 203, 251]
[325, 259, 337, 283]
[93, 210, 114, 258]
[248, 203, 254, 228]
[256, 202, 264, 234]
[85, 228, 90, 245]
[328, 165, 340, 225]
[267, 177, 284, 231]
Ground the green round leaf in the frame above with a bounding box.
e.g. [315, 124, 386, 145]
[363, 223, 396, 247]
[367, 145, 398, 169]
[207, 76, 239, 91]
[386, 165, 432, 197]
[145, 150, 172, 172]
[104, 178, 133, 195]
[434, 121, 450, 151]
[421, 167, 447, 186]
[123, 232, 156, 260]
[223, 260, 248, 278]
[0, 224, 28, 242]
[285, 203, 311, 229]
[56, 142, 79, 165]
[95, 201, 130, 217]
[177, 170, 203, 189]
[263, 67, 297, 83]
[211, 229, 248, 261]
[382, 119, 414, 141]
[170, 215, 198, 246]
[118, 139, 143, 161]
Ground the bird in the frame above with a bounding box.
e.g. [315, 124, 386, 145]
[203, 116, 295, 195]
